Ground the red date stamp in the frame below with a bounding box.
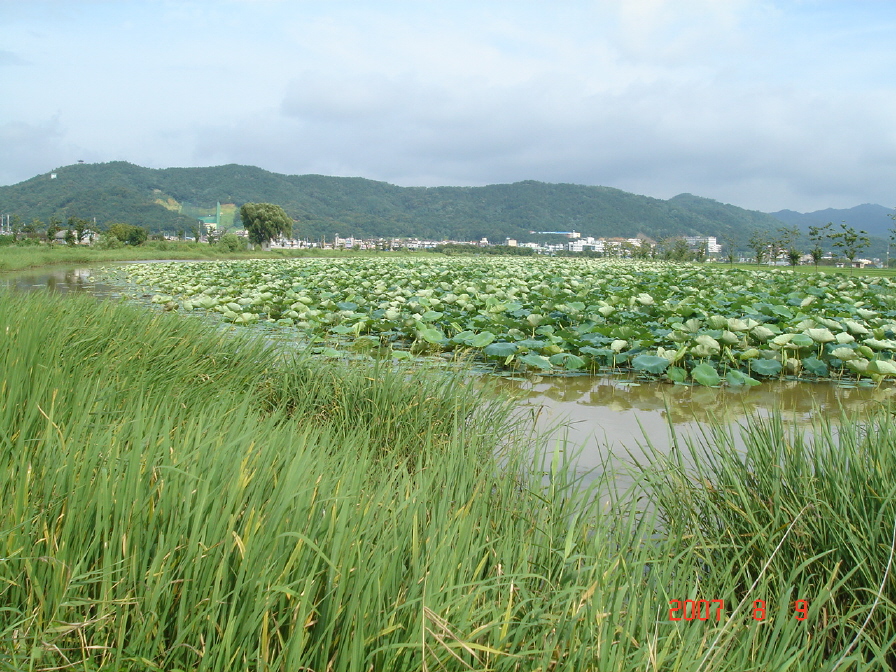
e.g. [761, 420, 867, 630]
[668, 599, 810, 621]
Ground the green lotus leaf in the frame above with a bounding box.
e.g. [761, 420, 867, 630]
[470, 331, 496, 348]
[452, 330, 476, 345]
[789, 334, 815, 348]
[867, 359, 896, 375]
[751, 326, 776, 341]
[844, 319, 870, 335]
[695, 334, 720, 349]
[804, 328, 835, 343]
[801, 356, 829, 377]
[864, 338, 896, 350]
[419, 327, 446, 344]
[610, 339, 628, 353]
[666, 366, 688, 383]
[579, 346, 613, 358]
[691, 362, 721, 387]
[845, 358, 870, 374]
[830, 346, 859, 361]
[518, 353, 553, 370]
[483, 342, 517, 357]
[690, 344, 718, 358]
[719, 330, 740, 345]
[726, 369, 760, 387]
[549, 353, 586, 370]
[750, 359, 782, 377]
[632, 354, 672, 374]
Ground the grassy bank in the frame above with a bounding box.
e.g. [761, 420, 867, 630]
[0, 242, 386, 274]
[2, 290, 895, 670]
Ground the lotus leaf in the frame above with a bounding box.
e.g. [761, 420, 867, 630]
[666, 366, 688, 383]
[801, 356, 829, 377]
[864, 338, 896, 350]
[844, 320, 870, 335]
[483, 342, 518, 357]
[804, 328, 835, 343]
[518, 353, 553, 370]
[470, 331, 496, 348]
[691, 363, 721, 387]
[830, 346, 859, 361]
[549, 353, 586, 370]
[719, 330, 740, 345]
[632, 354, 671, 374]
[726, 369, 760, 387]
[750, 359, 782, 377]
[610, 339, 628, 353]
[868, 359, 896, 375]
[846, 358, 870, 374]
[694, 334, 720, 351]
[419, 327, 445, 344]
[750, 326, 776, 341]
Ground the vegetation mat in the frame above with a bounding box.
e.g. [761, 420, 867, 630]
[2, 290, 895, 670]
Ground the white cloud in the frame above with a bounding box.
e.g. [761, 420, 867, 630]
[2, 1, 895, 211]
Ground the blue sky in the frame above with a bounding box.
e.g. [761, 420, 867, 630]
[2, 0, 894, 213]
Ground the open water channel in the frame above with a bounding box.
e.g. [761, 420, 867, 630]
[5, 264, 894, 483]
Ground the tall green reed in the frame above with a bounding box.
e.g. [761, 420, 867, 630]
[3, 288, 895, 671]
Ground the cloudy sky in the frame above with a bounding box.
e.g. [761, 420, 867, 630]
[2, 0, 894, 213]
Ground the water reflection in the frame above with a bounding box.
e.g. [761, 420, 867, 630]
[496, 374, 895, 481]
[0, 267, 123, 298]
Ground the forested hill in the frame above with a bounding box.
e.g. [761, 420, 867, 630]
[1, 161, 785, 241]
[770, 204, 895, 239]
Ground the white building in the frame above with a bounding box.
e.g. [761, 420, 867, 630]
[684, 236, 722, 254]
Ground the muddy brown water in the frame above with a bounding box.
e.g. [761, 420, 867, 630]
[6, 265, 893, 482]
[495, 373, 894, 484]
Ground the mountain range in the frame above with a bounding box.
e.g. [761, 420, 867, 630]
[0, 161, 891, 247]
[769, 204, 895, 239]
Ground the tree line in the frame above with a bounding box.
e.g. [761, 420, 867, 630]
[739, 215, 896, 269]
[0, 215, 149, 248]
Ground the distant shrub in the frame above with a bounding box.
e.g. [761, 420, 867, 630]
[95, 234, 125, 250]
[217, 232, 248, 252]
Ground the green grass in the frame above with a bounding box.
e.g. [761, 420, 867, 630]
[0, 242, 386, 274]
[713, 261, 896, 278]
[2, 289, 895, 670]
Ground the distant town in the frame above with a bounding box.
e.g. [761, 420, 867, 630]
[217, 228, 879, 267]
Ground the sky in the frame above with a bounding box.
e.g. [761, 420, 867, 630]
[2, 0, 894, 213]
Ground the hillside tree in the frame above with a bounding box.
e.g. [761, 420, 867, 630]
[45, 216, 62, 242]
[107, 223, 148, 246]
[808, 222, 832, 269]
[240, 202, 293, 249]
[747, 231, 768, 266]
[830, 222, 869, 272]
[888, 209, 896, 268]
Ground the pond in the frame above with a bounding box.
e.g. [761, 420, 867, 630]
[495, 372, 894, 484]
[5, 264, 893, 480]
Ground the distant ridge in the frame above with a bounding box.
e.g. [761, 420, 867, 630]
[1, 161, 790, 242]
[770, 204, 895, 238]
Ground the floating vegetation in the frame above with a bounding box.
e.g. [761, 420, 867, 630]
[108, 257, 896, 385]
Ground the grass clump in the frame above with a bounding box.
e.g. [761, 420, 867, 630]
[2, 289, 896, 670]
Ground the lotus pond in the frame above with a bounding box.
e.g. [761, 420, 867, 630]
[104, 257, 896, 386]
